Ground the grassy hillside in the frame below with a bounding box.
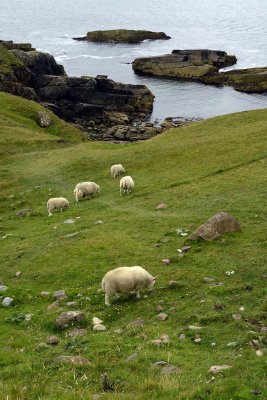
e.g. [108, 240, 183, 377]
[0, 92, 266, 400]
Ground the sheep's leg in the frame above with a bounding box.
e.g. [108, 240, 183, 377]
[48, 211, 52, 217]
[136, 290, 141, 299]
[105, 294, 110, 306]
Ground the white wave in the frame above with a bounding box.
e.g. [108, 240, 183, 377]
[55, 53, 129, 62]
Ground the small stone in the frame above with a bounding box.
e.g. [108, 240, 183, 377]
[127, 318, 144, 328]
[156, 203, 167, 210]
[250, 389, 261, 395]
[239, 306, 245, 311]
[209, 365, 231, 373]
[251, 340, 260, 346]
[227, 341, 238, 347]
[16, 209, 32, 217]
[182, 246, 191, 253]
[2, 297, 13, 307]
[64, 219, 75, 224]
[47, 336, 60, 345]
[160, 334, 170, 343]
[15, 271, 22, 277]
[162, 258, 170, 265]
[259, 327, 267, 334]
[169, 301, 178, 306]
[188, 325, 202, 330]
[53, 290, 67, 300]
[168, 280, 179, 288]
[137, 333, 148, 340]
[156, 313, 168, 321]
[37, 111, 52, 127]
[155, 304, 164, 313]
[54, 356, 92, 366]
[179, 334, 186, 340]
[0, 285, 8, 292]
[34, 342, 49, 352]
[150, 361, 181, 374]
[214, 303, 225, 311]
[211, 342, 216, 347]
[66, 301, 77, 307]
[232, 314, 242, 320]
[255, 350, 263, 357]
[41, 291, 50, 298]
[151, 339, 163, 347]
[126, 352, 138, 362]
[114, 328, 123, 334]
[203, 277, 215, 283]
[194, 338, 201, 343]
[25, 313, 32, 321]
[67, 328, 87, 338]
[93, 324, 107, 331]
[92, 317, 104, 325]
[95, 220, 103, 225]
[47, 300, 60, 310]
[55, 311, 85, 329]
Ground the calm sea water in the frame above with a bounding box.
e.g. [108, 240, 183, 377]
[0, 0, 266, 120]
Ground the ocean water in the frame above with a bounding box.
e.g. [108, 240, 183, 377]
[0, 0, 266, 120]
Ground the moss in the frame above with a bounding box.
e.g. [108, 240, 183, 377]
[84, 29, 170, 43]
[0, 44, 23, 75]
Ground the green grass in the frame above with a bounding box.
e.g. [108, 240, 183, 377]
[0, 44, 23, 75]
[0, 92, 266, 399]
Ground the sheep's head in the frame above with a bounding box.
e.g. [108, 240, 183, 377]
[148, 275, 158, 290]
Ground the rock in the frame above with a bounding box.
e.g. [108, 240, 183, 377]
[168, 280, 179, 288]
[156, 313, 168, 321]
[93, 324, 107, 331]
[203, 277, 215, 283]
[54, 356, 92, 366]
[95, 220, 103, 225]
[53, 290, 67, 300]
[127, 318, 144, 329]
[179, 334, 186, 340]
[160, 334, 170, 343]
[194, 338, 202, 343]
[15, 271, 22, 277]
[189, 212, 241, 241]
[16, 208, 32, 217]
[34, 342, 49, 352]
[92, 317, 104, 326]
[188, 325, 202, 330]
[126, 352, 138, 362]
[66, 301, 77, 307]
[37, 111, 52, 127]
[64, 219, 75, 224]
[41, 291, 50, 297]
[55, 311, 85, 329]
[209, 365, 231, 373]
[47, 300, 60, 311]
[133, 49, 236, 79]
[150, 361, 181, 374]
[156, 203, 167, 210]
[67, 328, 87, 338]
[25, 313, 32, 321]
[47, 336, 60, 345]
[227, 341, 238, 347]
[151, 339, 163, 347]
[0, 285, 8, 292]
[255, 350, 263, 357]
[114, 328, 123, 334]
[74, 29, 171, 44]
[214, 303, 225, 311]
[232, 314, 242, 320]
[260, 326, 267, 334]
[155, 304, 164, 313]
[2, 297, 13, 307]
[162, 258, 171, 265]
[181, 246, 191, 253]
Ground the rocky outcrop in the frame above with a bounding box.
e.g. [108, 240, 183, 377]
[74, 29, 171, 43]
[0, 40, 35, 52]
[200, 67, 267, 93]
[0, 41, 154, 129]
[133, 49, 237, 79]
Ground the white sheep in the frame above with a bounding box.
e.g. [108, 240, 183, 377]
[47, 197, 69, 216]
[120, 176, 134, 196]
[101, 266, 157, 306]
[110, 164, 125, 178]
[74, 181, 100, 202]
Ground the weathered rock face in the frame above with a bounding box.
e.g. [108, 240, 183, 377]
[74, 29, 171, 43]
[189, 212, 241, 241]
[133, 49, 237, 79]
[0, 41, 155, 128]
[200, 67, 267, 93]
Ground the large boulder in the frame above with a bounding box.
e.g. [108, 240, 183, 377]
[189, 212, 241, 241]
[132, 49, 237, 79]
[74, 29, 171, 43]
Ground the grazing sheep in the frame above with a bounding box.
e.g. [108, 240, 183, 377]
[110, 164, 125, 178]
[47, 197, 69, 216]
[74, 182, 100, 202]
[101, 266, 157, 306]
[120, 176, 134, 196]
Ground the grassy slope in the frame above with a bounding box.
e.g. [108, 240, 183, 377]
[0, 92, 266, 399]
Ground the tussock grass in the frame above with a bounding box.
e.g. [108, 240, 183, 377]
[0, 92, 266, 399]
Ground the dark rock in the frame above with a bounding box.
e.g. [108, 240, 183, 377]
[133, 49, 236, 79]
[37, 111, 52, 127]
[16, 208, 32, 217]
[46, 335, 60, 345]
[74, 29, 171, 44]
[55, 311, 85, 329]
[189, 212, 241, 241]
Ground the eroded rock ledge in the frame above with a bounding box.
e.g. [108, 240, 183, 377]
[74, 29, 171, 43]
[133, 49, 267, 93]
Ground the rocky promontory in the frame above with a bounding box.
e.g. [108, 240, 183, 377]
[0, 40, 154, 130]
[74, 29, 171, 43]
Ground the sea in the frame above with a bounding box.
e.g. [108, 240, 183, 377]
[0, 0, 266, 120]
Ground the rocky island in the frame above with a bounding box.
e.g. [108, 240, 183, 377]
[73, 29, 171, 43]
[133, 49, 267, 93]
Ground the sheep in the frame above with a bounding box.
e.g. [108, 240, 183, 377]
[74, 181, 100, 202]
[101, 266, 157, 306]
[120, 176, 134, 196]
[110, 164, 125, 178]
[47, 197, 69, 216]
